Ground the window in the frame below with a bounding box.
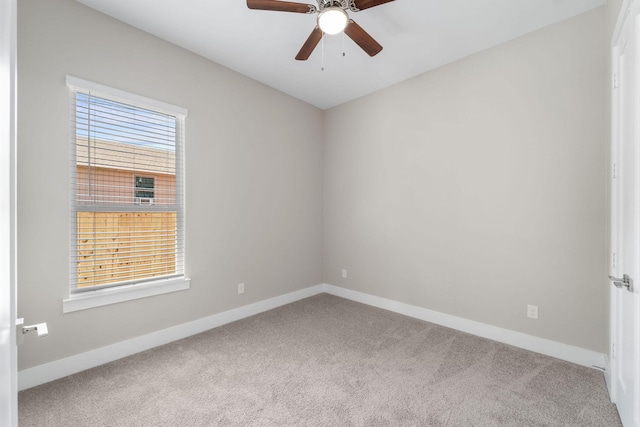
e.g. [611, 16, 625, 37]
[64, 76, 189, 312]
[135, 176, 155, 205]
[135, 176, 155, 200]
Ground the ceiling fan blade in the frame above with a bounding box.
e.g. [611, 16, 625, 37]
[351, 0, 394, 11]
[247, 0, 315, 13]
[296, 27, 323, 60]
[344, 20, 383, 57]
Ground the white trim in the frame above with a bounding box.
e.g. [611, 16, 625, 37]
[608, 0, 626, 408]
[0, 0, 18, 424]
[63, 276, 191, 313]
[608, 1, 640, 423]
[65, 75, 188, 117]
[611, 0, 632, 47]
[20, 284, 324, 390]
[323, 284, 607, 369]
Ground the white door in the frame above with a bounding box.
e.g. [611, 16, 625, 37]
[611, 1, 640, 426]
[0, 0, 18, 426]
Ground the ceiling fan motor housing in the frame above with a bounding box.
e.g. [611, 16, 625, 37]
[318, 0, 359, 12]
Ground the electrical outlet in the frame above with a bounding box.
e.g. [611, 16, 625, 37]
[342, 269, 347, 279]
[527, 304, 538, 320]
[238, 283, 245, 294]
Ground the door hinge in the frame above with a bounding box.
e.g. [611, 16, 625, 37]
[612, 342, 616, 359]
[613, 73, 618, 89]
[613, 163, 617, 179]
[612, 253, 617, 269]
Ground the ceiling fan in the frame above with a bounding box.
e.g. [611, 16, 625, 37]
[247, 0, 395, 61]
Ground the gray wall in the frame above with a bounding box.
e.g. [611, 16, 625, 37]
[18, 0, 613, 371]
[323, 8, 609, 352]
[17, 0, 323, 369]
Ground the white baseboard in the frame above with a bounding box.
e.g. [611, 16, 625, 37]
[20, 283, 607, 391]
[18, 284, 325, 391]
[323, 284, 607, 370]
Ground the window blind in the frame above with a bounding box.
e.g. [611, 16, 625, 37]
[68, 77, 186, 293]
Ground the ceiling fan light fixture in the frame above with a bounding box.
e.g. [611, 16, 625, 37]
[318, 7, 348, 35]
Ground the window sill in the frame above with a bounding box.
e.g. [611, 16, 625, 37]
[63, 276, 190, 313]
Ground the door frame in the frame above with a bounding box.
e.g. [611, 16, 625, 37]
[610, 0, 640, 425]
[0, 0, 18, 425]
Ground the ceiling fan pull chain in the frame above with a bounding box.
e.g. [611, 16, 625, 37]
[342, 31, 346, 57]
[321, 32, 325, 71]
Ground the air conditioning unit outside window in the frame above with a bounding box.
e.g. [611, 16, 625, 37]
[135, 197, 155, 205]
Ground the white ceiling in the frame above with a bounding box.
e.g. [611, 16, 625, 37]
[76, 0, 605, 110]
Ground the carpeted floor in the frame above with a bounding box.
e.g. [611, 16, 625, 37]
[19, 294, 621, 426]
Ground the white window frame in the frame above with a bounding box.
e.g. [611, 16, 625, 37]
[63, 76, 189, 313]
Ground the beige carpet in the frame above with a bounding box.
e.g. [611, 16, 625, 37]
[19, 294, 621, 426]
